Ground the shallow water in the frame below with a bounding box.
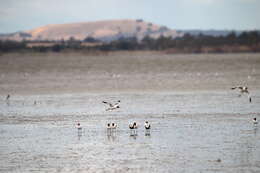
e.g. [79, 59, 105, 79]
[0, 91, 260, 172]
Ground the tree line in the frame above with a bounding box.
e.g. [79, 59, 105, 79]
[0, 31, 260, 53]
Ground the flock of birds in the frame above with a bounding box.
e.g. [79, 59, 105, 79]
[74, 85, 258, 132]
[76, 120, 151, 138]
[4, 85, 258, 133]
[75, 121, 151, 131]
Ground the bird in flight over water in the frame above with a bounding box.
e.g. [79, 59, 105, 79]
[231, 86, 252, 103]
[102, 100, 121, 111]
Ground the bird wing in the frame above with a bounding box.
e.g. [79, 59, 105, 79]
[238, 86, 244, 90]
[231, 86, 237, 90]
[114, 102, 120, 107]
[102, 101, 113, 107]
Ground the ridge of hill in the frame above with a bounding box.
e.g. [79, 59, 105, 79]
[0, 19, 183, 42]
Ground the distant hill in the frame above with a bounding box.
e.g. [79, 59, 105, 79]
[0, 19, 183, 42]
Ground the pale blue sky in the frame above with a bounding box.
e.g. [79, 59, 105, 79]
[0, 0, 259, 33]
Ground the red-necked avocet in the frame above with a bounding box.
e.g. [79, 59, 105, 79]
[107, 123, 111, 130]
[144, 121, 151, 130]
[76, 122, 82, 130]
[231, 86, 252, 102]
[102, 100, 121, 111]
[111, 123, 117, 129]
[129, 122, 138, 129]
[253, 118, 258, 125]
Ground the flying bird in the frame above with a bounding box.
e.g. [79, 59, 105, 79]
[102, 100, 121, 111]
[231, 86, 252, 102]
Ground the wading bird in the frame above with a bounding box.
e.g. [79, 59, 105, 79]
[253, 118, 258, 125]
[107, 123, 111, 130]
[6, 94, 10, 101]
[129, 122, 138, 129]
[144, 121, 151, 130]
[231, 86, 252, 103]
[111, 123, 117, 129]
[76, 122, 82, 130]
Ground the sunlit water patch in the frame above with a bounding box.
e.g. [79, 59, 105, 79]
[0, 91, 260, 172]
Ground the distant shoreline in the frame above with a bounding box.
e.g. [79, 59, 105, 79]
[1, 30, 260, 54]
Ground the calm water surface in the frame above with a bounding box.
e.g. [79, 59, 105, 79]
[0, 91, 260, 172]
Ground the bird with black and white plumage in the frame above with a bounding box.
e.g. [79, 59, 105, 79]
[6, 94, 10, 101]
[144, 121, 151, 130]
[111, 123, 117, 129]
[107, 123, 117, 130]
[129, 122, 138, 129]
[107, 123, 111, 129]
[102, 100, 121, 111]
[231, 86, 252, 103]
[107, 123, 112, 132]
[253, 118, 258, 125]
[76, 122, 82, 130]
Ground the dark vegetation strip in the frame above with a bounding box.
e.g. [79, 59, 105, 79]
[0, 31, 260, 53]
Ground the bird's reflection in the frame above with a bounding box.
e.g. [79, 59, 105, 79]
[253, 125, 258, 136]
[107, 129, 117, 142]
[145, 129, 151, 137]
[77, 129, 83, 140]
[129, 129, 138, 139]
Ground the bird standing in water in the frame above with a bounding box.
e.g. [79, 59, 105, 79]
[111, 123, 117, 130]
[253, 118, 258, 125]
[76, 122, 82, 130]
[6, 94, 10, 101]
[144, 121, 151, 130]
[129, 122, 138, 129]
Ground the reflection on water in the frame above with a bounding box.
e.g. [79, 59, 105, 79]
[145, 129, 151, 137]
[0, 92, 260, 172]
[77, 129, 82, 141]
[107, 131, 117, 142]
[253, 126, 258, 136]
[0, 113, 259, 172]
[129, 129, 138, 140]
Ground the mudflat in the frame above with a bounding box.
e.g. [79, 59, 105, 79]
[0, 52, 259, 94]
[0, 52, 259, 173]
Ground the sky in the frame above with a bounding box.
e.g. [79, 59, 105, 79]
[0, 0, 259, 33]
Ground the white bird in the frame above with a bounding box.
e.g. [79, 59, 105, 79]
[129, 122, 138, 129]
[111, 123, 117, 129]
[107, 123, 112, 129]
[144, 121, 151, 130]
[102, 100, 121, 111]
[231, 86, 252, 103]
[253, 118, 258, 125]
[76, 122, 82, 130]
